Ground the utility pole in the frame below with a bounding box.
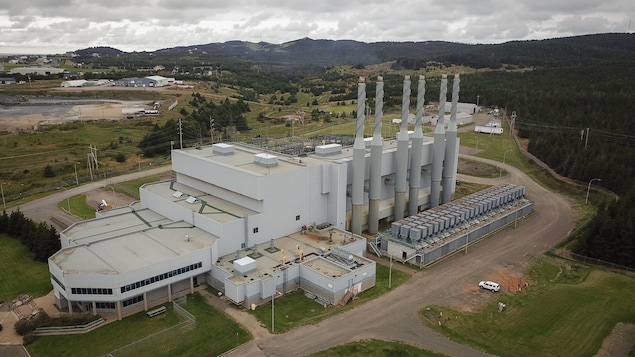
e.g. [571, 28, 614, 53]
[210, 117, 215, 144]
[74, 162, 80, 186]
[178, 118, 183, 149]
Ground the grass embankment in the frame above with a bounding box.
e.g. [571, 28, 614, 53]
[419, 258, 635, 357]
[249, 263, 411, 333]
[0, 235, 52, 301]
[309, 338, 449, 357]
[26, 293, 250, 357]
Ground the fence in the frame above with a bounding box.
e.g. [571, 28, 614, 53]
[568, 252, 634, 272]
[33, 318, 105, 336]
[99, 297, 196, 357]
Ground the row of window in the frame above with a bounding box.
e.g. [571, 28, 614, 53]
[96, 302, 115, 309]
[51, 275, 65, 290]
[71, 287, 113, 295]
[120, 262, 203, 294]
[94, 297, 143, 309]
[123, 295, 144, 307]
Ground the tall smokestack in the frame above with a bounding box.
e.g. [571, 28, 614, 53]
[408, 75, 425, 216]
[394, 75, 411, 221]
[368, 76, 384, 234]
[351, 77, 366, 235]
[442, 73, 460, 203]
[430, 74, 447, 208]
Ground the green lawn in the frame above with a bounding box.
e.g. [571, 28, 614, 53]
[309, 338, 449, 357]
[250, 263, 411, 333]
[419, 258, 635, 357]
[0, 235, 52, 301]
[27, 293, 250, 357]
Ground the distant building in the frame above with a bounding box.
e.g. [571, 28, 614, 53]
[113, 75, 173, 88]
[0, 77, 17, 84]
[60, 80, 88, 87]
[443, 102, 480, 114]
[63, 72, 83, 79]
[8, 67, 64, 75]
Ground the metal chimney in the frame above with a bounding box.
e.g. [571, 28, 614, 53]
[430, 74, 447, 208]
[351, 76, 366, 235]
[368, 76, 384, 234]
[442, 73, 460, 203]
[394, 75, 411, 221]
[408, 75, 425, 216]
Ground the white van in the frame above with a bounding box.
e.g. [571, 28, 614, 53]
[479, 281, 500, 292]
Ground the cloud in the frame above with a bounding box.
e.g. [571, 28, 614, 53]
[0, 0, 633, 54]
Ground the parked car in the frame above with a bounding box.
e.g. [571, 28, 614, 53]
[479, 280, 500, 292]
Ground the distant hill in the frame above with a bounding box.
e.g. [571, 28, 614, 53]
[74, 33, 634, 69]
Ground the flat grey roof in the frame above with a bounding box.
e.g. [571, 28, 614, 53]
[52, 211, 218, 276]
[142, 180, 257, 221]
[180, 138, 434, 173]
[217, 229, 372, 284]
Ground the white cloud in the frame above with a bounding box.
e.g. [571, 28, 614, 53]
[0, 0, 633, 54]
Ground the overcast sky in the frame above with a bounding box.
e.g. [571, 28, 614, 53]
[1, 0, 633, 55]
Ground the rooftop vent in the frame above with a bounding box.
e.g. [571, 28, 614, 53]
[254, 153, 278, 168]
[185, 196, 198, 204]
[173, 191, 184, 198]
[315, 144, 342, 156]
[213, 143, 235, 155]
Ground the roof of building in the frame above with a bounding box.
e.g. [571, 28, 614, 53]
[216, 230, 372, 285]
[142, 180, 257, 221]
[51, 207, 218, 276]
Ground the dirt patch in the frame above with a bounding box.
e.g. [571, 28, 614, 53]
[595, 323, 635, 357]
[457, 158, 499, 177]
[0, 97, 153, 132]
[452, 264, 527, 313]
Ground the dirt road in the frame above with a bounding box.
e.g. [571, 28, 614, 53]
[229, 154, 576, 357]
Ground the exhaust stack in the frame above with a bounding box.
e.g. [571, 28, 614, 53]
[430, 74, 447, 208]
[442, 73, 460, 203]
[368, 76, 384, 234]
[394, 75, 411, 221]
[351, 77, 366, 235]
[408, 75, 426, 216]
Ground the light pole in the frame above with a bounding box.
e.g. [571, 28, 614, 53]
[57, 186, 70, 213]
[475, 136, 479, 154]
[271, 276, 282, 333]
[74, 162, 81, 186]
[1, 182, 6, 210]
[105, 185, 115, 207]
[500, 149, 513, 178]
[585, 178, 601, 204]
[389, 254, 393, 289]
[137, 153, 143, 172]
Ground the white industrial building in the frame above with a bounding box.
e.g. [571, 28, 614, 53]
[8, 66, 65, 75]
[48, 74, 463, 320]
[113, 75, 173, 87]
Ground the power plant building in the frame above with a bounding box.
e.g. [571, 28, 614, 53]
[47, 75, 467, 320]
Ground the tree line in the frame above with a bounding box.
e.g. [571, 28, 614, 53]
[0, 210, 60, 262]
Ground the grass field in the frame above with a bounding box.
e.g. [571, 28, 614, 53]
[26, 293, 250, 357]
[0, 235, 52, 301]
[419, 258, 635, 357]
[249, 263, 411, 333]
[308, 338, 448, 357]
